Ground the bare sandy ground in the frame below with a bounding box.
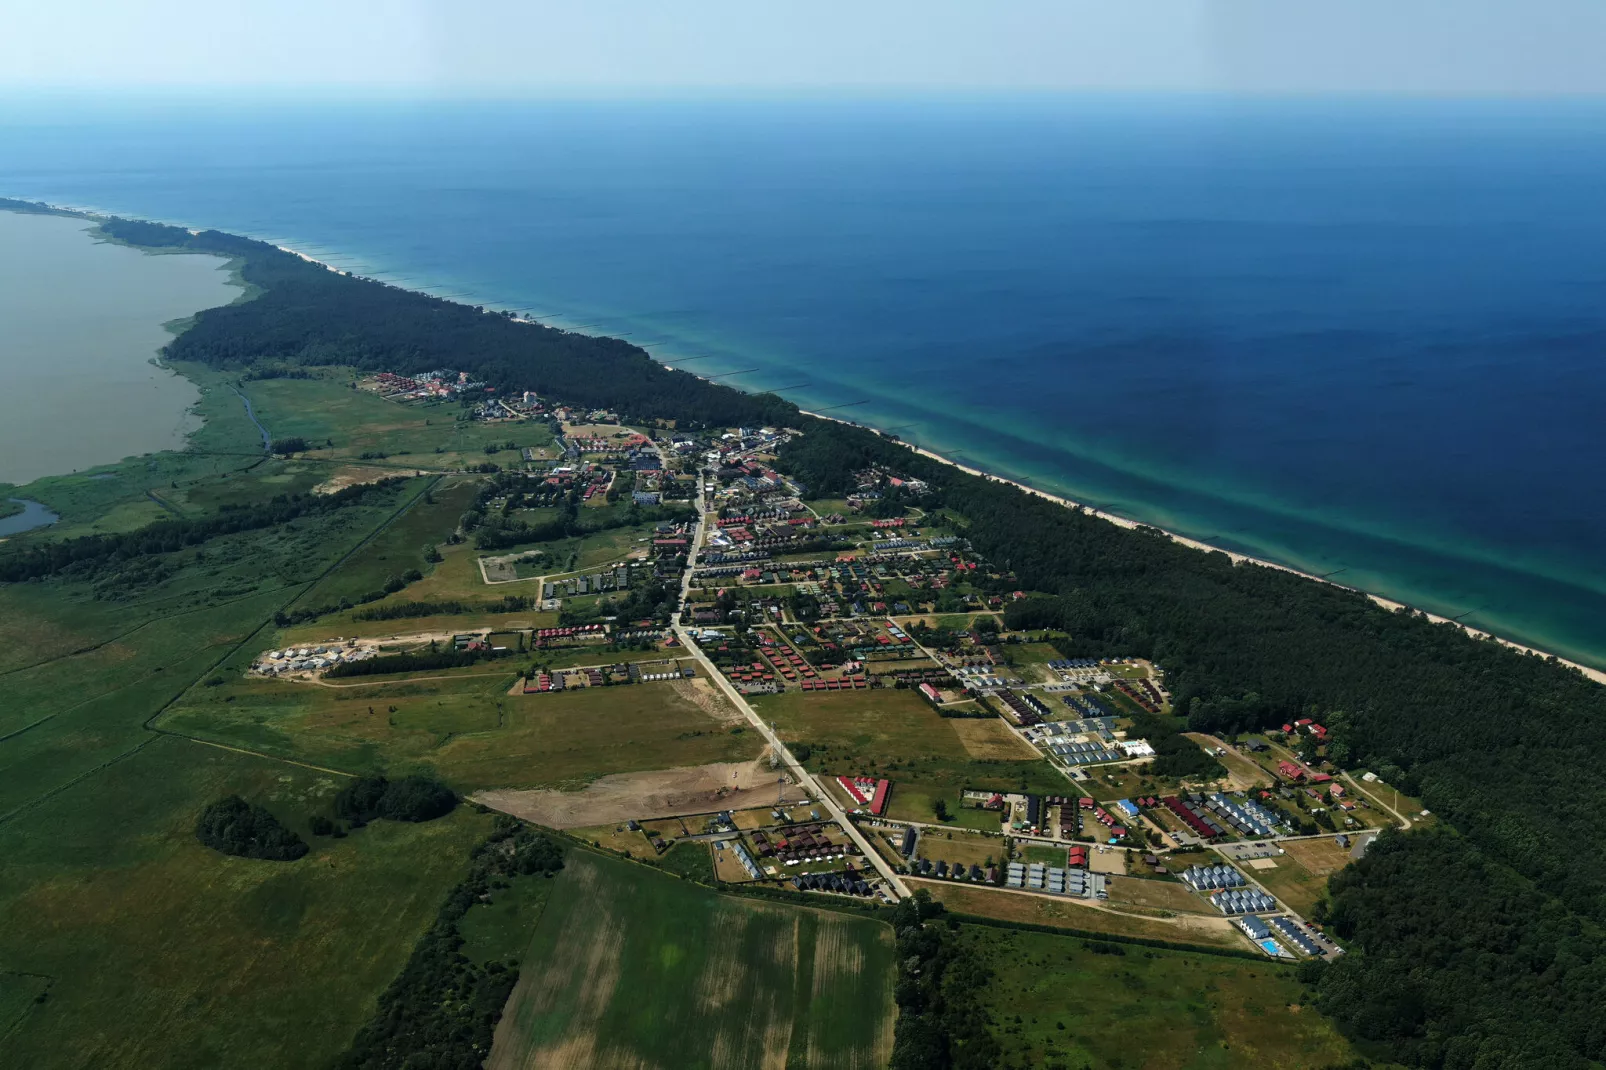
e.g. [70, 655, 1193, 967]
[474, 756, 809, 828]
[312, 465, 425, 494]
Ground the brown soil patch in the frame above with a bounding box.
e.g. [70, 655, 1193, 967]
[671, 677, 745, 724]
[474, 757, 806, 828]
[1282, 836, 1361, 877]
[913, 880, 1242, 949]
[949, 717, 1039, 760]
[312, 465, 423, 495]
[1088, 848, 1128, 875]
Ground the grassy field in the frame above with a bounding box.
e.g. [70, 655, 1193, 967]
[1104, 874, 1219, 916]
[487, 851, 895, 1070]
[1279, 836, 1359, 877]
[948, 717, 1040, 759]
[0, 734, 493, 1070]
[1241, 854, 1329, 916]
[534, 525, 655, 574]
[1002, 641, 1068, 682]
[912, 828, 1008, 870]
[754, 689, 1069, 829]
[241, 373, 553, 469]
[954, 923, 1358, 1070]
[160, 672, 761, 792]
[1023, 844, 1069, 866]
[296, 477, 476, 608]
[457, 869, 563, 967]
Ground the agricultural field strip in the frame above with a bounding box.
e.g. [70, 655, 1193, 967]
[908, 877, 1235, 934]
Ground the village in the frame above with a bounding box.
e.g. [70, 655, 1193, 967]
[281, 363, 1430, 962]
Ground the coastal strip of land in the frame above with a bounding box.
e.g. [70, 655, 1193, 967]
[8, 196, 1597, 685]
[266, 226, 1606, 685]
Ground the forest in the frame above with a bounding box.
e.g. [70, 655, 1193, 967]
[1304, 829, 1606, 1069]
[194, 795, 308, 861]
[98, 218, 798, 430]
[78, 215, 1606, 1068]
[334, 775, 459, 824]
[888, 890, 999, 1070]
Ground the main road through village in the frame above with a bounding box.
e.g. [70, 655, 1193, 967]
[671, 467, 912, 900]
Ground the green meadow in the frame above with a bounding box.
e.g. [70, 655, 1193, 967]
[159, 672, 760, 792]
[240, 373, 553, 469]
[956, 924, 1358, 1070]
[0, 735, 494, 1070]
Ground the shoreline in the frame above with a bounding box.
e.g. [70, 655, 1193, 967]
[801, 407, 1606, 686]
[7, 197, 1600, 685]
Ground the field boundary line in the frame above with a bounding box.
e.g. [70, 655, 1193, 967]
[941, 908, 1264, 960]
[311, 669, 519, 689]
[0, 583, 304, 679]
[0, 736, 157, 828]
[177, 736, 357, 777]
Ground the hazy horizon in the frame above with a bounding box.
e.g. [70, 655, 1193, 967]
[3, 1, 1604, 98]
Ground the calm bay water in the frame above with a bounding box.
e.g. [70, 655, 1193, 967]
[3, 96, 1604, 664]
[0, 211, 237, 485]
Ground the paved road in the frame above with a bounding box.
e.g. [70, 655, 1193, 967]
[673, 469, 911, 900]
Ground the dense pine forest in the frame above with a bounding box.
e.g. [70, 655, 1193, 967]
[99, 218, 796, 429]
[73, 215, 1606, 1069]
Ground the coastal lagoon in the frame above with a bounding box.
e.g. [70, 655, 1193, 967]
[4, 98, 1606, 665]
[0, 211, 238, 486]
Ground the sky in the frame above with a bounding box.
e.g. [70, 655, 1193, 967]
[2, 0, 1604, 97]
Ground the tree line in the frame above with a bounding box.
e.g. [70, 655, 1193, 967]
[335, 818, 565, 1070]
[0, 479, 407, 582]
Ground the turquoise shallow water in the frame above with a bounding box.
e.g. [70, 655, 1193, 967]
[3, 96, 1604, 664]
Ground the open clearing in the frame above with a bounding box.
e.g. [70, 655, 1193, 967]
[161, 670, 762, 793]
[949, 716, 1040, 759]
[1282, 835, 1365, 877]
[1241, 855, 1329, 916]
[475, 757, 809, 828]
[911, 880, 1245, 950]
[487, 851, 895, 1069]
[1104, 875, 1216, 915]
[752, 689, 1068, 830]
[958, 922, 1357, 1068]
[1186, 733, 1274, 790]
[242, 374, 553, 470]
[0, 735, 491, 1070]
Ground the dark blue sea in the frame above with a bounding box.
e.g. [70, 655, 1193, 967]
[4, 95, 1605, 666]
